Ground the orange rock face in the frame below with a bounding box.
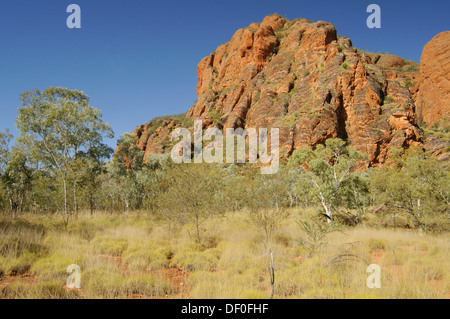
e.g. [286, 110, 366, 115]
[186, 16, 423, 165]
[124, 16, 450, 166]
[415, 31, 450, 127]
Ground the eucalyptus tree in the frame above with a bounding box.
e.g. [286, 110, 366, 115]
[112, 132, 146, 212]
[370, 148, 449, 232]
[77, 143, 114, 215]
[155, 163, 227, 244]
[288, 138, 365, 222]
[0, 129, 12, 175]
[0, 129, 13, 211]
[1, 147, 32, 218]
[245, 173, 290, 243]
[16, 87, 113, 226]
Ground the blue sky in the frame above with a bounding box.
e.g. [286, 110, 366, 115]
[0, 0, 448, 148]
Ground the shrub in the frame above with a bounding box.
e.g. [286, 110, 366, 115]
[366, 238, 387, 252]
[0, 281, 29, 298]
[91, 237, 128, 256]
[173, 250, 219, 272]
[203, 235, 221, 249]
[274, 233, 292, 247]
[30, 255, 86, 283]
[124, 275, 174, 297]
[383, 95, 395, 104]
[0, 252, 37, 275]
[31, 280, 79, 299]
[123, 244, 173, 271]
[339, 61, 349, 74]
[82, 267, 125, 298]
[2, 279, 79, 299]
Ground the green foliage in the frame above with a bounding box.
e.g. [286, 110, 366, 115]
[173, 250, 219, 271]
[366, 238, 387, 252]
[91, 237, 128, 256]
[154, 164, 228, 244]
[244, 174, 290, 243]
[0, 210, 448, 299]
[275, 111, 301, 127]
[288, 138, 366, 222]
[403, 77, 413, 88]
[383, 95, 395, 104]
[207, 108, 224, 125]
[123, 244, 172, 270]
[339, 61, 349, 74]
[405, 64, 420, 72]
[123, 274, 174, 296]
[0, 218, 47, 275]
[111, 132, 162, 213]
[1, 279, 80, 299]
[0, 129, 12, 175]
[16, 87, 113, 225]
[370, 147, 449, 232]
[1, 148, 33, 217]
[296, 217, 334, 254]
[32, 280, 80, 299]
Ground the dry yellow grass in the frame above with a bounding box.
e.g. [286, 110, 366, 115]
[0, 210, 448, 299]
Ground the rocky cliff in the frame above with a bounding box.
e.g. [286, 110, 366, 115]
[415, 31, 450, 128]
[124, 15, 449, 166]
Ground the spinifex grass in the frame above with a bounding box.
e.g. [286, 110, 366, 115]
[0, 211, 448, 299]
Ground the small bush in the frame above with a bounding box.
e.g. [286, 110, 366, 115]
[82, 267, 125, 298]
[31, 280, 79, 299]
[124, 275, 174, 297]
[274, 233, 292, 247]
[173, 250, 219, 272]
[203, 235, 221, 249]
[383, 95, 395, 104]
[2, 279, 79, 299]
[91, 237, 128, 256]
[31, 255, 87, 281]
[366, 239, 387, 252]
[123, 244, 172, 271]
[1, 281, 29, 298]
[0, 252, 37, 275]
[339, 61, 349, 74]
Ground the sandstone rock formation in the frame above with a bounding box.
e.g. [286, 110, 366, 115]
[123, 15, 450, 166]
[129, 114, 193, 158]
[415, 31, 450, 127]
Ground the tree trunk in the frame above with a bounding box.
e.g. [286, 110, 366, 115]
[63, 178, 69, 229]
[196, 216, 201, 245]
[417, 199, 424, 233]
[125, 199, 129, 214]
[10, 199, 17, 220]
[324, 204, 333, 223]
[73, 182, 78, 217]
[90, 194, 94, 217]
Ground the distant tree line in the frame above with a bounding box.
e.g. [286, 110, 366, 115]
[0, 87, 448, 235]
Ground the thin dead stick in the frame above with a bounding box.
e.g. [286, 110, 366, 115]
[264, 240, 275, 299]
[323, 253, 369, 268]
[338, 241, 363, 250]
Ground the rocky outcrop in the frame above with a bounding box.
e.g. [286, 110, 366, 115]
[129, 114, 193, 159]
[415, 31, 450, 127]
[185, 15, 422, 165]
[123, 15, 450, 166]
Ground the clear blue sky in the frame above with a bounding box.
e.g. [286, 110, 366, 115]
[0, 0, 448, 148]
